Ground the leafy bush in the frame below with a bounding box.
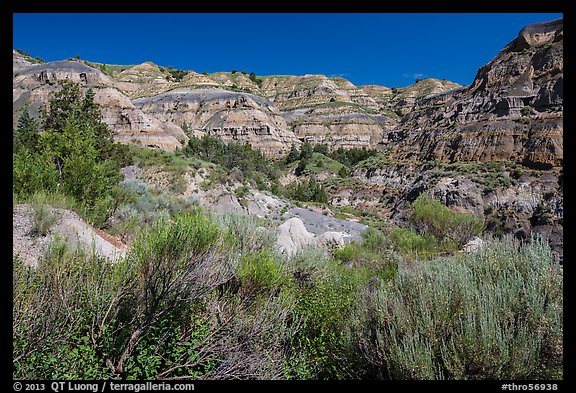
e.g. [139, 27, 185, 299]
[388, 194, 484, 259]
[234, 185, 250, 198]
[410, 193, 484, 249]
[338, 166, 349, 178]
[388, 227, 438, 259]
[287, 262, 360, 379]
[13, 82, 126, 227]
[239, 249, 289, 293]
[361, 226, 388, 252]
[351, 235, 563, 379]
[284, 178, 328, 204]
[215, 212, 275, 254]
[106, 178, 200, 242]
[332, 234, 398, 282]
[13, 240, 128, 379]
[13, 147, 59, 196]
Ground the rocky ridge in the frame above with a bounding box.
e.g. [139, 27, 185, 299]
[13, 60, 187, 150]
[12, 19, 563, 263]
[13, 51, 463, 155]
[388, 19, 563, 169]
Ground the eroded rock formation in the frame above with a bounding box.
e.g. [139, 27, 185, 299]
[13, 60, 186, 151]
[387, 19, 563, 169]
[133, 88, 301, 156]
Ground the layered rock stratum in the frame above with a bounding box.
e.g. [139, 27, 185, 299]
[387, 19, 563, 170]
[12, 18, 563, 261]
[133, 88, 300, 156]
[13, 59, 187, 150]
[13, 49, 462, 154]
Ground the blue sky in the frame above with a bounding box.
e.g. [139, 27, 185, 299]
[13, 13, 562, 88]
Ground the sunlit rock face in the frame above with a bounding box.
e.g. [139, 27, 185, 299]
[12, 60, 186, 151]
[386, 19, 563, 170]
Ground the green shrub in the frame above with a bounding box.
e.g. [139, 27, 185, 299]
[216, 212, 274, 254]
[410, 193, 484, 249]
[287, 263, 360, 379]
[239, 249, 289, 293]
[15, 207, 297, 380]
[13, 147, 59, 197]
[234, 185, 250, 198]
[361, 226, 387, 252]
[351, 235, 563, 379]
[388, 227, 438, 259]
[169, 172, 188, 195]
[130, 212, 220, 269]
[13, 240, 128, 379]
[338, 166, 349, 178]
[31, 203, 57, 237]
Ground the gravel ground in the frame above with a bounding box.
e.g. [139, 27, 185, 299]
[13, 204, 127, 267]
[13, 205, 51, 267]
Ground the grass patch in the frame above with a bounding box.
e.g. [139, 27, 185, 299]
[31, 203, 57, 237]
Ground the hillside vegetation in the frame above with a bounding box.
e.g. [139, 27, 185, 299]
[12, 81, 563, 380]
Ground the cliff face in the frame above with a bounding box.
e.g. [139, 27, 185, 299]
[11, 18, 564, 261]
[261, 74, 389, 150]
[104, 68, 456, 152]
[12, 19, 562, 163]
[388, 19, 563, 169]
[133, 89, 301, 156]
[13, 60, 187, 151]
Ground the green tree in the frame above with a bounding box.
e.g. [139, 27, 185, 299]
[299, 141, 313, 161]
[13, 80, 124, 223]
[41, 80, 84, 133]
[287, 178, 328, 204]
[294, 159, 308, 177]
[313, 143, 329, 155]
[285, 144, 300, 164]
[13, 107, 39, 153]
